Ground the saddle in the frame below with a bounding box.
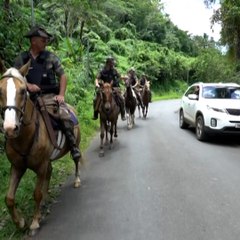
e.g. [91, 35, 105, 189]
[36, 96, 78, 149]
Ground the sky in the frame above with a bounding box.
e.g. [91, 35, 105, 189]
[162, 0, 221, 41]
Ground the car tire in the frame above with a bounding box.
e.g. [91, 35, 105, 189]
[196, 115, 207, 141]
[179, 109, 189, 129]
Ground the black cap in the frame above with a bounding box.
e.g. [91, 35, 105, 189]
[24, 26, 52, 39]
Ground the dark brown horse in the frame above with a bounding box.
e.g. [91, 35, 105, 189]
[0, 61, 83, 233]
[140, 81, 151, 118]
[124, 78, 137, 129]
[98, 82, 120, 157]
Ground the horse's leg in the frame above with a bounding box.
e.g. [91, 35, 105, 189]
[126, 109, 131, 129]
[42, 162, 52, 199]
[142, 105, 145, 118]
[109, 122, 114, 150]
[114, 120, 118, 137]
[130, 113, 133, 129]
[146, 104, 149, 118]
[5, 165, 26, 228]
[73, 156, 81, 188]
[138, 104, 142, 118]
[105, 122, 109, 145]
[30, 165, 49, 231]
[99, 121, 105, 157]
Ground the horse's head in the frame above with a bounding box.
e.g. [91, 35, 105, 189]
[146, 81, 150, 90]
[101, 82, 113, 113]
[124, 77, 132, 88]
[0, 61, 30, 138]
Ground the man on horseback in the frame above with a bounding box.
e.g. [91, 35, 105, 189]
[139, 73, 152, 102]
[92, 56, 126, 121]
[126, 67, 144, 107]
[14, 26, 81, 161]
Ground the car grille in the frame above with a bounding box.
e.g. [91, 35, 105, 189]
[226, 109, 240, 116]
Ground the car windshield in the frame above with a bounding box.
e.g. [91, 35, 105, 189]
[202, 86, 240, 99]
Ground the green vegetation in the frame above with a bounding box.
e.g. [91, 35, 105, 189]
[0, 0, 239, 238]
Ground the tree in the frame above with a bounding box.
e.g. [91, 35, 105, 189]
[205, 0, 240, 62]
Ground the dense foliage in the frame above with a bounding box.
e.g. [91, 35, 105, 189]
[0, 0, 238, 87]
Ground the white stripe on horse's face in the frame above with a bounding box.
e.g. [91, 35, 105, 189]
[3, 78, 17, 131]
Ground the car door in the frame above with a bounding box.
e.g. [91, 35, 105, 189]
[183, 85, 199, 123]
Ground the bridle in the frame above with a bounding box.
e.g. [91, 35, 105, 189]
[0, 74, 28, 127]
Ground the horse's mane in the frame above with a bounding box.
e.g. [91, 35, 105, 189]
[2, 68, 27, 84]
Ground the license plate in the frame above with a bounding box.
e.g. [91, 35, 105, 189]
[235, 123, 240, 128]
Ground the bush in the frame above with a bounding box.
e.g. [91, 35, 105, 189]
[114, 27, 135, 40]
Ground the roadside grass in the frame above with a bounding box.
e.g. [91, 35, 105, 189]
[0, 87, 182, 239]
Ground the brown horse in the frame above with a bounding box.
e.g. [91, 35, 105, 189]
[0, 61, 83, 233]
[97, 82, 120, 157]
[124, 78, 137, 129]
[140, 81, 151, 118]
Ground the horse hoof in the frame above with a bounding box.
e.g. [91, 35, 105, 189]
[28, 228, 39, 237]
[30, 219, 40, 231]
[74, 179, 81, 188]
[99, 151, 104, 157]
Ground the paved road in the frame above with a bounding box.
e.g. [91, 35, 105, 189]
[33, 99, 240, 240]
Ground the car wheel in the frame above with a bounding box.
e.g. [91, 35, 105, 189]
[196, 115, 207, 141]
[179, 109, 189, 129]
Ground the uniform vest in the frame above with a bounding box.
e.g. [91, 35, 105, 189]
[100, 68, 120, 87]
[20, 51, 59, 94]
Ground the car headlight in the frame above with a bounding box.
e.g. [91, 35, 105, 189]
[207, 105, 226, 113]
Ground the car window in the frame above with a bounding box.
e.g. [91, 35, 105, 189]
[202, 86, 216, 98]
[230, 89, 240, 99]
[203, 86, 240, 99]
[185, 86, 200, 96]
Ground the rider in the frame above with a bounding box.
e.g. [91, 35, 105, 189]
[139, 73, 152, 102]
[92, 56, 126, 121]
[127, 67, 144, 107]
[14, 26, 81, 160]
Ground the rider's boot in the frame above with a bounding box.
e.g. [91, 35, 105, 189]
[62, 120, 81, 160]
[92, 110, 98, 120]
[92, 98, 99, 120]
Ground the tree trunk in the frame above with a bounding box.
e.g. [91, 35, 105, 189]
[4, 0, 10, 11]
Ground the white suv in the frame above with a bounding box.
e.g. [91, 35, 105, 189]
[179, 82, 240, 141]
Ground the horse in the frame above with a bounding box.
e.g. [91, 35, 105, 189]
[140, 81, 151, 119]
[97, 82, 120, 157]
[0, 61, 83, 233]
[124, 78, 137, 129]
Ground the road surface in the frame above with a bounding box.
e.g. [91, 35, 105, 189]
[33, 99, 240, 240]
